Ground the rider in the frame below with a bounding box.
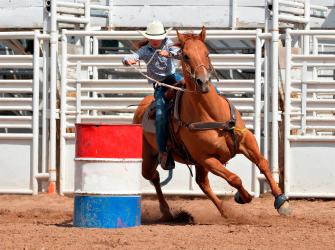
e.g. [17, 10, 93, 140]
[122, 20, 183, 170]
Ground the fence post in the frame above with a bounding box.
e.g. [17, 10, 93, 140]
[271, 0, 280, 184]
[32, 30, 40, 195]
[60, 29, 68, 195]
[284, 28, 292, 196]
[48, 0, 58, 194]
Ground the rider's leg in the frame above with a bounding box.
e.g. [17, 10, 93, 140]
[154, 86, 172, 170]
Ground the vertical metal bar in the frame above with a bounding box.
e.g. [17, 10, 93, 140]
[312, 36, 318, 79]
[92, 37, 99, 116]
[303, 0, 311, 55]
[264, 0, 270, 160]
[60, 29, 68, 195]
[264, 0, 272, 160]
[312, 36, 318, 135]
[76, 62, 82, 124]
[271, 0, 280, 183]
[84, 0, 91, 117]
[108, 0, 113, 28]
[231, 0, 237, 30]
[301, 62, 307, 134]
[84, 0, 91, 56]
[253, 29, 262, 197]
[42, 0, 50, 176]
[301, 0, 310, 135]
[284, 29, 292, 196]
[49, 0, 57, 193]
[42, 35, 49, 176]
[32, 30, 40, 195]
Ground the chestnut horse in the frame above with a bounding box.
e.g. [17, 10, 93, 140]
[133, 27, 290, 220]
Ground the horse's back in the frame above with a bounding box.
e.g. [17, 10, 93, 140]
[133, 95, 154, 124]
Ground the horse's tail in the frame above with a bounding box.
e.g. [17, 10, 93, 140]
[132, 95, 154, 124]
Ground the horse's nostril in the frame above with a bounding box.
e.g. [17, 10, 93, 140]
[196, 78, 203, 85]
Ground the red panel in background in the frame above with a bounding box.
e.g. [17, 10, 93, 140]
[75, 124, 143, 158]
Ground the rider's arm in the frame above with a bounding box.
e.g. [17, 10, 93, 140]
[122, 47, 146, 65]
[166, 38, 182, 60]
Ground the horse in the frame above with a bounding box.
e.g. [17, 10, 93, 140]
[133, 27, 291, 221]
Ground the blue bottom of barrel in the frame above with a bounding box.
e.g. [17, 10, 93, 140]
[73, 195, 141, 228]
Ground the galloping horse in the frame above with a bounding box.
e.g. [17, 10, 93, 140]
[133, 27, 290, 220]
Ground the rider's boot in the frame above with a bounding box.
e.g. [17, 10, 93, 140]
[159, 152, 175, 170]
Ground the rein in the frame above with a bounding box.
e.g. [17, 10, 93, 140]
[128, 64, 197, 93]
[179, 38, 220, 88]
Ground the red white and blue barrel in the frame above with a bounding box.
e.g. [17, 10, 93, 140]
[73, 124, 142, 228]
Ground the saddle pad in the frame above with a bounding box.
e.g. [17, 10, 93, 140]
[142, 102, 156, 134]
[142, 91, 183, 134]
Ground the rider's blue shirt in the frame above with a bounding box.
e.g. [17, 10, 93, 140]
[122, 38, 181, 85]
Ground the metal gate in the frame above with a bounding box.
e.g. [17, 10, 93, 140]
[284, 29, 335, 198]
[0, 31, 49, 194]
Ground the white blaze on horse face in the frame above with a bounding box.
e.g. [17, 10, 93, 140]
[193, 41, 210, 92]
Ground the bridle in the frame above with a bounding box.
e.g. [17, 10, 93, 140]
[180, 39, 219, 90]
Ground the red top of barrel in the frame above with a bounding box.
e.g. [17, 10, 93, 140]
[75, 124, 142, 158]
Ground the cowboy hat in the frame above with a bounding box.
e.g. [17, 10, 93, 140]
[138, 21, 173, 40]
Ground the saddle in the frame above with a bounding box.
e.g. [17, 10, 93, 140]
[142, 87, 239, 166]
[142, 86, 195, 164]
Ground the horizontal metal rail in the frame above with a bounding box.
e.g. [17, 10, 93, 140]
[0, 116, 32, 129]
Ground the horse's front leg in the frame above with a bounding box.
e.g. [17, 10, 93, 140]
[195, 165, 226, 217]
[142, 138, 173, 221]
[202, 157, 253, 204]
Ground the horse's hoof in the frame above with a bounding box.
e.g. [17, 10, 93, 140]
[274, 194, 288, 209]
[234, 192, 245, 204]
[274, 194, 291, 216]
[277, 201, 292, 216]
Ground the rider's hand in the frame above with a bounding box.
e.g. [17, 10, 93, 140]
[159, 50, 170, 58]
[123, 59, 137, 66]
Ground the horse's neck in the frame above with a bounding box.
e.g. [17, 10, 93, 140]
[182, 82, 228, 122]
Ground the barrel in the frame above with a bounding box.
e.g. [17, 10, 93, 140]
[73, 124, 142, 228]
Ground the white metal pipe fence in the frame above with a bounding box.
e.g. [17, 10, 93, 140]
[0, 31, 49, 194]
[284, 29, 335, 198]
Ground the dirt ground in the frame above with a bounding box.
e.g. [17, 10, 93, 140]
[0, 194, 334, 250]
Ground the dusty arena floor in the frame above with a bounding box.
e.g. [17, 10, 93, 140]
[0, 194, 334, 249]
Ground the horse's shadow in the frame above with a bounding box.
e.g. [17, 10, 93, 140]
[142, 210, 195, 225]
[50, 210, 195, 227]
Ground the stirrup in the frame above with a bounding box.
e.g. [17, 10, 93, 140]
[159, 152, 175, 170]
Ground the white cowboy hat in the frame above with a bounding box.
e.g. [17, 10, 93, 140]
[138, 21, 173, 40]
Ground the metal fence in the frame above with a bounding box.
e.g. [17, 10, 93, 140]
[0, 31, 49, 194]
[284, 29, 335, 198]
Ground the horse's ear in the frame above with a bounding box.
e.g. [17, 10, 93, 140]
[199, 26, 206, 41]
[176, 29, 185, 46]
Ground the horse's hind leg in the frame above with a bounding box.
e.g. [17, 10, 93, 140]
[239, 130, 290, 215]
[141, 136, 173, 221]
[239, 130, 282, 197]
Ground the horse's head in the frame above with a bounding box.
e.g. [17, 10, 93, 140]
[177, 27, 212, 93]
